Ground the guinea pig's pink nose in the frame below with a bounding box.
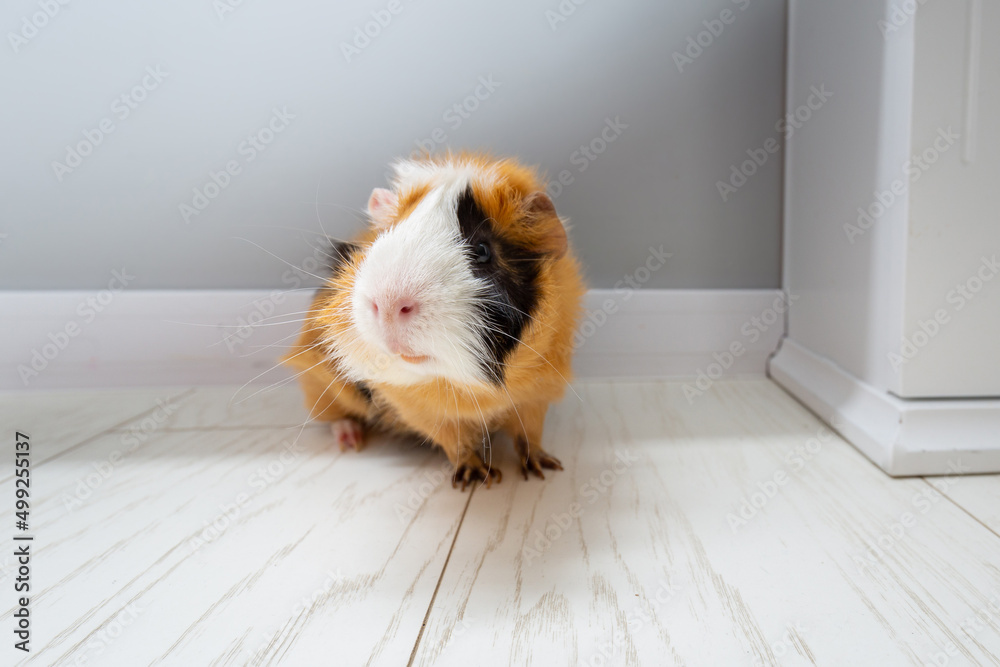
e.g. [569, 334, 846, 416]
[372, 296, 420, 323]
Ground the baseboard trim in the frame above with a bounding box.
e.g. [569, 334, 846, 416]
[769, 337, 1000, 476]
[0, 288, 785, 391]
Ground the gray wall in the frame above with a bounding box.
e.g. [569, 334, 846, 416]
[0, 0, 785, 290]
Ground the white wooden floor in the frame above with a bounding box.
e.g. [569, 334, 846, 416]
[3, 380, 999, 666]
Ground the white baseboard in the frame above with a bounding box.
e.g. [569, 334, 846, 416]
[769, 337, 1000, 476]
[0, 289, 785, 391]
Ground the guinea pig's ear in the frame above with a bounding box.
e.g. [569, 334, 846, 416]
[367, 188, 398, 229]
[524, 192, 568, 259]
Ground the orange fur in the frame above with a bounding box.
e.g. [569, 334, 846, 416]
[283, 153, 586, 484]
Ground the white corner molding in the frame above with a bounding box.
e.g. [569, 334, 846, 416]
[769, 337, 1000, 476]
[0, 289, 785, 391]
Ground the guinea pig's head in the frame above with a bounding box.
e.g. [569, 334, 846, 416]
[320, 154, 569, 388]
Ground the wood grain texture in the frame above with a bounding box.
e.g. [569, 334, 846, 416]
[0, 387, 192, 478]
[3, 426, 467, 666]
[4, 380, 999, 667]
[933, 473, 1000, 536]
[111, 385, 318, 431]
[411, 381, 1000, 666]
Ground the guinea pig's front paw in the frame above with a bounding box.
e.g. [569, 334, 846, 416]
[451, 453, 502, 491]
[515, 437, 564, 480]
[331, 418, 365, 452]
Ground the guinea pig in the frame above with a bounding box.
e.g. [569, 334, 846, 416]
[283, 153, 585, 490]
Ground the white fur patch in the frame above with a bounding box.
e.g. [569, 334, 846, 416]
[332, 161, 497, 387]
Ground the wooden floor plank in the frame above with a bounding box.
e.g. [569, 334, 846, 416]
[3, 426, 467, 666]
[931, 473, 1000, 536]
[110, 385, 319, 432]
[411, 380, 1000, 666]
[0, 387, 192, 477]
[5, 380, 999, 667]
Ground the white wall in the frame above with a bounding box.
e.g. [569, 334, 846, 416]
[773, 0, 1000, 476]
[901, 0, 1000, 397]
[783, 0, 912, 394]
[0, 0, 786, 291]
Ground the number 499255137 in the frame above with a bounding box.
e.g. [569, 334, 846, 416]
[15, 432, 30, 529]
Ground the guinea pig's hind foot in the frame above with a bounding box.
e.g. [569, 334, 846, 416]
[331, 418, 365, 452]
[515, 437, 564, 481]
[451, 453, 502, 492]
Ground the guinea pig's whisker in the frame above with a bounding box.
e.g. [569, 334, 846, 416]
[231, 325, 332, 357]
[313, 180, 368, 229]
[231, 354, 333, 407]
[231, 288, 321, 310]
[227, 344, 321, 406]
[160, 319, 285, 330]
[270, 286, 335, 295]
[310, 200, 367, 217]
[463, 215, 498, 241]
[309, 245, 349, 265]
[497, 381, 527, 439]
[438, 315, 537, 372]
[238, 309, 318, 322]
[281, 370, 357, 450]
[206, 317, 315, 351]
[462, 320, 582, 402]
[311, 183, 338, 244]
[462, 385, 495, 489]
[239, 222, 359, 244]
[453, 291, 561, 337]
[234, 237, 330, 283]
[296, 370, 354, 430]
[207, 319, 314, 353]
[215, 313, 315, 330]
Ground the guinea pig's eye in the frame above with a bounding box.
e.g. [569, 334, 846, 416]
[474, 242, 492, 263]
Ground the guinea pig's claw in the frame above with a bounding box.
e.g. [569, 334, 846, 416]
[520, 452, 564, 481]
[451, 458, 502, 491]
